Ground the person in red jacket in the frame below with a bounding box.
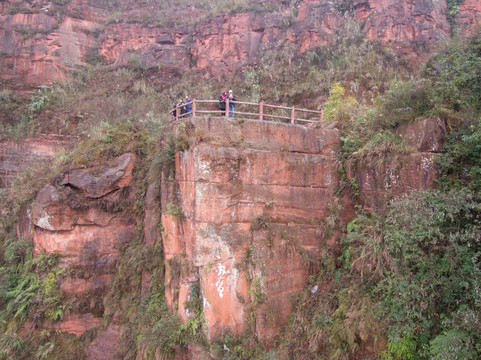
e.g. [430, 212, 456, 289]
[218, 90, 227, 116]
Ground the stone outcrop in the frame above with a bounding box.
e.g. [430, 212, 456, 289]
[0, 12, 98, 86]
[13, 116, 444, 356]
[99, 23, 191, 70]
[31, 153, 137, 340]
[162, 117, 341, 343]
[347, 117, 447, 211]
[0, 135, 71, 188]
[354, 0, 451, 52]
[457, 0, 481, 36]
[160, 116, 444, 346]
[1, 0, 480, 86]
[32, 153, 136, 268]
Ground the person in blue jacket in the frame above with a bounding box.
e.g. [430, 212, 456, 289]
[185, 95, 192, 117]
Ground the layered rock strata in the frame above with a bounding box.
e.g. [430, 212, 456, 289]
[0, 135, 71, 188]
[161, 116, 445, 344]
[30, 153, 137, 342]
[1, 0, 480, 86]
[162, 117, 341, 342]
[20, 117, 446, 355]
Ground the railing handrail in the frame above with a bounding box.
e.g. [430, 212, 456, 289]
[168, 98, 324, 126]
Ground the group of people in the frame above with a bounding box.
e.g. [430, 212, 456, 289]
[172, 95, 192, 118]
[218, 90, 236, 117]
[171, 90, 237, 119]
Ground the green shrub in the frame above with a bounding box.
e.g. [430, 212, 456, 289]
[323, 82, 358, 126]
[425, 31, 481, 111]
[250, 214, 272, 231]
[165, 203, 185, 222]
[429, 329, 479, 360]
[437, 118, 481, 192]
[376, 79, 434, 128]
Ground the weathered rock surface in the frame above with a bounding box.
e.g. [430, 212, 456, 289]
[31, 153, 137, 339]
[162, 118, 341, 343]
[0, 135, 71, 188]
[457, 0, 481, 36]
[1, 0, 480, 85]
[99, 23, 191, 69]
[161, 116, 444, 346]
[60, 152, 136, 198]
[86, 325, 121, 360]
[347, 117, 446, 211]
[49, 313, 102, 336]
[0, 13, 98, 86]
[354, 0, 450, 52]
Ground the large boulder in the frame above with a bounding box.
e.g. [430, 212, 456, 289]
[31, 153, 137, 338]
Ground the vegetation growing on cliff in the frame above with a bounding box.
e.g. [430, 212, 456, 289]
[276, 30, 481, 360]
[0, 4, 481, 359]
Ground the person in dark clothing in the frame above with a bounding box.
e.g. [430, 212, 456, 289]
[172, 100, 178, 119]
[228, 89, 236, 117]
[185, 95, 192, 117]
[179, 99, 186, 117]
[218, 91, 227, 116]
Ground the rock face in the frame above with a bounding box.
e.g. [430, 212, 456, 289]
[15, 116, 443, 354]
[0, 11, 98, 86]
[32, 153, 137, 268]
[31, 153, 137, 343]
[99, 23, 191, 70]
[1, 0, 480, 86]
[354, 0, 450, 51]
[160, 116, 444, 345]
[162, 118, 341, 343]
[347, 117, 447, 211]
[0, 135, 71, 188]
[457, 0, 481, 36]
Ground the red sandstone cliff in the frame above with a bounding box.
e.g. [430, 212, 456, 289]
[0, 135, 71, 187]
[1, 0, 480, 86]
[29, 153, 137, 354]
[156, 115, 440, 346]
[11, 115, 444, 357]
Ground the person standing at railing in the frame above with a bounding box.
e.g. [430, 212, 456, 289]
[172, 100, 178, 119]
[218, 90, 227, 116]
[228, 90, 236, 117]
[179, 98, 186, 118]
[185, 95, 192, 117]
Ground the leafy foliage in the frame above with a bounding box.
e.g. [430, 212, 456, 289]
[425, 31, 481, 111]
[437, 118, 481, 192]
[344, 189, 481, 359]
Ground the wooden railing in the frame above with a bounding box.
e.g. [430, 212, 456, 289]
[169, 99, 323, 126]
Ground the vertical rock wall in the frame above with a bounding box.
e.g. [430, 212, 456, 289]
[161, 116, 445, 345]
[162, 118, 341, 343]
[1, 1, 481, 86]
[348, 117, 447, 211]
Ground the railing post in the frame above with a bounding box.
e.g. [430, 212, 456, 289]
[320, 109, 323, 125]
[225, 98, 229, 118]
[168, 113, 172, 122]
[175, 107, 178, 121]
[291, 107, 295, 124]
[259, 102, 264, 121]
[193, 99, 196, 117]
